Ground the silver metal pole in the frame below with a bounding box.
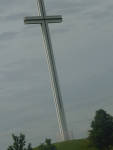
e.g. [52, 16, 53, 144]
[37, 0, 69, 140]
[24, 0, 69, 140]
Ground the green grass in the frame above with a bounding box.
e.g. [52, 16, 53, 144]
[55, 139, 98, 150]
[34, 138, 113, 150]
[34, 138, 98, 150]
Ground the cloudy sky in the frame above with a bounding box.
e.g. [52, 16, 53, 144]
[0, 0, 113, 149]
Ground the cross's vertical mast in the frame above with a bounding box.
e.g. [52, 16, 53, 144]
[24, 0, 69, 141]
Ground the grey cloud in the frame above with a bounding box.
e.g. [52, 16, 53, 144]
[50, 26, 70, 34]
[0, 12, 29, 22]
[83, 5, 113, 20]
[0, 31, 18, 41]
[47, 0, 113, 22]
[0, 0, 26, 7]
[0, 0, 15, 6]
[46, 1, 83, 15]
[46, 0, 96, 15]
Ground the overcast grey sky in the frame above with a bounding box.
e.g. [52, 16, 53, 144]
[0, 0, 113, 149]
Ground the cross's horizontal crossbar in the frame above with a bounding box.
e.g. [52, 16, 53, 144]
[24, 15, 62, 24]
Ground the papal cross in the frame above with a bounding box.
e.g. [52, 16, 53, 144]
[24, 0, 69, 141]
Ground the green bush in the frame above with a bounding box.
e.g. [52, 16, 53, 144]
[38, 139, 56, 150]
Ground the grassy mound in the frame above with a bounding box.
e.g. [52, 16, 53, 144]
[55, 139, 98, 150]
[34, 138, 99, 150]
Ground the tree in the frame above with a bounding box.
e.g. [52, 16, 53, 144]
[7, 133, 32, 150]
[38, 139, 57, 150]
[88, 109, 113, 150]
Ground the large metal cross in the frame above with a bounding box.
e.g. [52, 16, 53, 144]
[24, 0, 69, 141]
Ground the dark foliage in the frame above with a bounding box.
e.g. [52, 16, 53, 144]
[7, 133, 32, 150]
[88, 109, 113, 150]
[38, 139, 57, 150]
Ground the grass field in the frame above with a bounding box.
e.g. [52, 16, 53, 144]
[34, 138, 113, 150]
[34, 138, 99, 150]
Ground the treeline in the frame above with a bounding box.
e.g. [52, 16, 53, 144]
[7, 109, 113, 150]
